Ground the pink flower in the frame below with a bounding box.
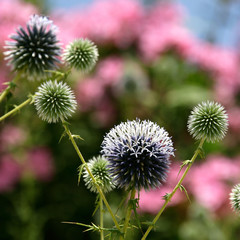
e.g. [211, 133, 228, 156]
[0, 124, 26, 151]
[228, 107, 240, 133]
[96, 57, 123, 86]
[139, 163, 185, 214]
[54, 0, 143, 48]
[0, 154, 21, 192]
[26, 147, 55, 182]
[186, 155, 240, 211]
[75, 77, 105, 111]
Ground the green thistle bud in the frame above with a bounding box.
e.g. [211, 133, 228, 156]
[63, 38, 98, 72]
[230, 184, 240, 213]
[83, 156, 115, 193]
[34, 80, 77, 123]
[187, 101, 228, 142]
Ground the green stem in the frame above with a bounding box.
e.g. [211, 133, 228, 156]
[0, 72, 22, 103]
[62, 122, 123, 238]
[141, 138, 205, 240]
[123, 188, 136, 238]
[0, 85, 11, 103]
[0, 97, 33, 122]
[100, 194, 104, 240]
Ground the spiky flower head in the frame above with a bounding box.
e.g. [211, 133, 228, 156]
[4, 14, 61, 80]
[62, 38, 98, 72]
[230, 184, 240, 213]
[101, 119, 174, 191]
[83, 156, 115, 193]
[188, 101, 228, 143]
[34, 80, 77, 123]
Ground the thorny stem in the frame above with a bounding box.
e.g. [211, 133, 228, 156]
[123, 188, 136, 238]
[141, 138, 206, 240]
[0, 96, 33, 122]
[62, 122, 123, 239]
[99, 194, 104, 240]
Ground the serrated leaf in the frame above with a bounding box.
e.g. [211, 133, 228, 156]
[72, 134, 84, 141]
[178, 160, 192, 177]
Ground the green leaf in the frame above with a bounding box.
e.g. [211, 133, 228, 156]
[179, 185, 191, 203]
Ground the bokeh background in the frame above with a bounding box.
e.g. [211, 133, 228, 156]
[1, 0, 240, 239]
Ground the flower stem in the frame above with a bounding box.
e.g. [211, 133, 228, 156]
[123, 188, 136, 238]
[99, 194, 104, 240]
[61, 122, 123, 238]
[0, 96, 33, 122]
[141, 138, 205, 240]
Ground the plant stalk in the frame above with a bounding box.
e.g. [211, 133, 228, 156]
[0, 97, 32, 122]
[62, 122, 123, 238]
[123, 188, 136, 238]
[141, 138, 205, 240]
[100, 194, 104, 240]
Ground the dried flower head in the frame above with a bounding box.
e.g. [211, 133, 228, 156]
[230, 184, 240, 213]
[4, 14, 61, 80]
[101, 119, 174, 191]
[63, 38, 98, 72]
[83, 156, 115, 193]
[34, 80, 77, 123]
[188, 101, 228, 143]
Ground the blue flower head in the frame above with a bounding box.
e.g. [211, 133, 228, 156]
[101, 119, 174, 191]
[4, 15, 61, 80]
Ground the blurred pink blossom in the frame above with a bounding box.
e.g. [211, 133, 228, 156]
[96, 57, 123, 86]
[228, 107, 240, 133]
[0, 0, 37, 49]
[139, 163, 185, 214]
[54, 0, 143, 48]
[0, 154, 21, 192]
[0, 65, 9, 91]
[26, 147, 55, 182]
[186, 155, 240, 211]
[75, 77, 105, 111]
[0, 124, 26, 151]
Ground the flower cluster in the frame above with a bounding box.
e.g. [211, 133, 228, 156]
[101, 119, 174, 191]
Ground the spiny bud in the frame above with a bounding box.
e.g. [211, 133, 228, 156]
[83, 156, 115, 193]
[230, 184, 240, 213]
[34, 80, 77, 123]
[63, 38, 98, 72]
[188, 101, 228, 143]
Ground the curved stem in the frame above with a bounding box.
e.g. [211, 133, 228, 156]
[123, 188, 136, 238]
[62, 122, 123, 238]
[141, 138, 205, 240]
[99, 195, 104, 240]
[0, 97, 33, 122]
[0, 72, 22, 104]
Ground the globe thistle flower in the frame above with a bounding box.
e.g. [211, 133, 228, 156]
[4, 15, 61, 80]
[101, 119, 174, 191]
[62, 38, 98, 72]
[188, 101, 228, 143]
[83, 156, 115, 193]
[230, 184, 240, 213]
[34, 80, 77, 123]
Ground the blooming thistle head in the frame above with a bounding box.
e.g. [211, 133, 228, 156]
[188, 101, 228, 143]
[62, 38, 98, 72]
[101, 119, 174, 191]
[4, 14, 61, 80]
[34, 80, 77, 123]
[83, 156, 115, 193]
[230, 184, 240, 213]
